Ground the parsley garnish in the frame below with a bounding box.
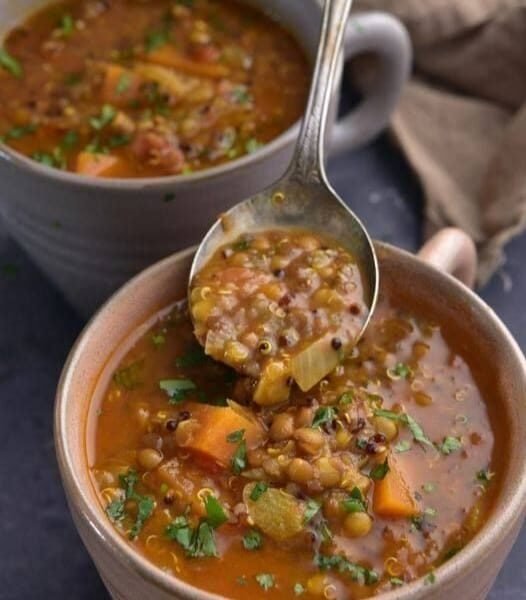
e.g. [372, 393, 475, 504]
[145, 29, 169, 52]
[59, 14, 74, 37]
[387, 362, 413, 379]
[394, 440, 412, 453]
[105, 469, 155, 539]
[203, 494, 228, 528]
[312, 406, 337, 429]
[0, 123, 37, 143]
[249, 482, 268, 501]
[390, 577, 404, 587]
[438, 436, 462, 455]
[338, 391, 354, 405]
[255, 573, 275, 591]
[0, 48, 22, 78]
[166, 517, 218, 558]
[303, 499, 321, 523]
[113, 360, 143, 390]
[231, 439, 247, 474]
[90, 104, 117, 130]
[108, 134, 131, 148]
[243, 529, 262, 550]
[373, 409, 433, 448]
[315, 553, 378, 585]
[61, 130, 78, 149]
[232, 238, 250, 251]
[227, 429, 245, 443]
[342, 487, 367, 513]
[116, 72, 131, 95]
[159, 378, 196, 403]
[369, 458, 390, 481]
[294, 583, 305, 595]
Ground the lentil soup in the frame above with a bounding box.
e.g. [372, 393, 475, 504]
[190, 229, 370, 406]
[90, 286, 500, 599]
[0, 0, 309, 177]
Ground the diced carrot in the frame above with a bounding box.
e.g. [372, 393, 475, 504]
[181, 401, 265, 469]
[145, 46, 229, 79]
[101, 64, 141, 105]
[75, 152, 127, 178]
[373, 456, 418, 518]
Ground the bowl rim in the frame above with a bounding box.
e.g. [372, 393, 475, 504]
[54, 241, 526, 600]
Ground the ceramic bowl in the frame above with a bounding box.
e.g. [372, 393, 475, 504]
[55, 228, 526, 600]
[0, 0, 411, 317]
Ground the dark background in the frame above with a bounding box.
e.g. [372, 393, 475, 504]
[1, 129, 525, 598]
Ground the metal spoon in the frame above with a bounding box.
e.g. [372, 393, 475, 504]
[189, 0, 379, 351]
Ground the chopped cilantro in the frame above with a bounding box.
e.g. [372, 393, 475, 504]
[243, 529, 262, 550]
[369, 458, 390, 481]
[373, 409, 433, 448]
[116, 72, 132, 95]
[108, 134, 132, 148]
[113, 360, 143, 390]
[232, 85, 251, 104]
[130, 495, 155, 539]
[166, 517, 218, 558]
[249, 482, 268, 501]
[476, 468, 495, 485]
[159, 378, 196, 403]
[303, 499, 321, 523]
[356, 438, 368, 450]
[175, 345, 208, 368]
[315, 553, 378, 585]
[32, 150, 64, 169]
[203, 494, 228, 528]
[1, 123, 37, 143]
[338, 391, 354, 405]
[438, 436, 462, 455]
[151, 333, 166, 347]
[59, 13, 74, 37]
[61, 130, 78, 149]
[227, 429, 245, 443]
[387, 362, 413, 379]
[394, 440, 412, 453]
[106, 498, 125, 522]
[231, 439, 247, 474]
[0, 48, 22, 78]
[232, 238, 250, 251]
[424, 572, 436, 585]
[312, 406, 337, 429]
[89, 104, 117, 130]
[342, 487, 367, 513]
[294, 583, 305, 595]
[145, 29, 169, 52]
[390, 577, 404, 587]
[255, 573, 275, 591]
[245, 138, 263, 154]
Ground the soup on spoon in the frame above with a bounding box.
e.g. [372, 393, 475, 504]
[190, 228, 369, 405]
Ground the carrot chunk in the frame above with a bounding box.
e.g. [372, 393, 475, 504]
[181, 401, 265, 468]
[373, 456, 418, 518]
[145, 46, 229, 79]
[75, 152, 126, 178]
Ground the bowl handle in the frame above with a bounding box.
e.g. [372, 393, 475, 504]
[417, 228, 478, 288]
[330, 12, 412, 155]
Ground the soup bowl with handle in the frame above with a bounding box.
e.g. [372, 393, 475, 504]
[55, 227, 526, 600]
[0, 0, 410, 317]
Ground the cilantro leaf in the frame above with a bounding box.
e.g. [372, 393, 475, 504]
[294, 583, 305, 595]
[312, 406, 337, 429]
[231, 439, 247, 474]
[243, 529, 263, 550]
[59, 13, 74, 37]
[315, 553, 378, 585]
[116, 72, 131, 95]
[113, 361, 144, 390]
[0, 47, 22, 78]
[255, 573, 275, 590]
[369, 458, 390, 481]
[303, 499, 321, 523]
[166, 517, 218, 558]
[159, 378, 196, 403]
[145, 29, 169, 52]
[373, 409, 433, 448]
[106, 498, 125, 522]
[130, 495, 155, 539]
[394, 440, 412, 453]
[204, 495, 228, 528]
[90, 104, 117, 130]
[226, 429, 245, 443]
[249, 482, 268, 501]
[338, 391, 354, 405]
[438, 436, 462, 455]
[342, 487, 367, 513]
[386, 362, 413, 380]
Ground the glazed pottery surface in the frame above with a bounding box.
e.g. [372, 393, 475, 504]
[55, 231, 526, 600]
[0, 0, 411, 316]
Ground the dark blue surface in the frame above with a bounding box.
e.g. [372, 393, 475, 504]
[0, 133, 524, 599]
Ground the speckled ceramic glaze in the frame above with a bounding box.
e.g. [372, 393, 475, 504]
[55, 229, 526, 600]
[0, 0, 411, 317]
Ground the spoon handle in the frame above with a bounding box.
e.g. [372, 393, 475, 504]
[288, 0, 353, 184]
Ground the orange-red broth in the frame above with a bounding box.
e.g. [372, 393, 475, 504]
[90, 292, 499, 599]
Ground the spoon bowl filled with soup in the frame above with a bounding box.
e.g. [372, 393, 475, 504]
[55, 228, 526, 600]
[0, 0, 411, 315]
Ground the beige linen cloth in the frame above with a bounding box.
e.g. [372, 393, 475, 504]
[355, 0, 526, 284]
